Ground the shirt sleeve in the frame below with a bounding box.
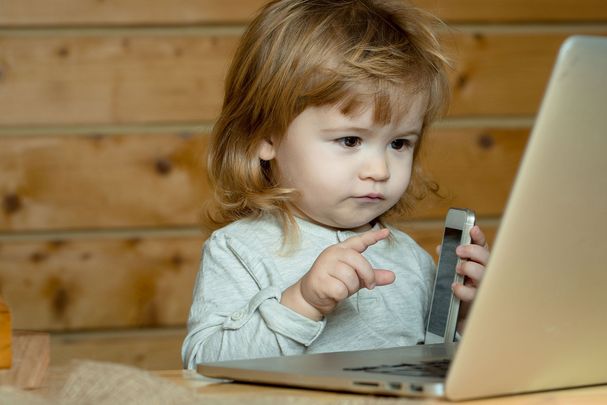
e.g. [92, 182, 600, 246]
[182, 232, 326, 369]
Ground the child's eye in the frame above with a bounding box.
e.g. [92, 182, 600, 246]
[338, 136, 362, 148]
[390, 138, 413, 151]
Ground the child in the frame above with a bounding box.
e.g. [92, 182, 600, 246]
[182, 0, 490, 369]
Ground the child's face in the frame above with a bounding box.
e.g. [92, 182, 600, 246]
[260, 94, 426, 232]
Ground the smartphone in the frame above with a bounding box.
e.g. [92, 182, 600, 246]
[425, 207, 476, 344]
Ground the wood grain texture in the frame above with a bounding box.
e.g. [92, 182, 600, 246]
[1, 31, 606, 126]
[0, 0, 268, 26]
[0, 236, 202, 330]
[442, 32, 604, 117]
[415, 128, 529, 219]
[0, 129, 527, 231]
[1, 0, 606, 26]
[414, 0, 607, 22]
[0, 132, 210, 230]
[0, 34, 239, 126]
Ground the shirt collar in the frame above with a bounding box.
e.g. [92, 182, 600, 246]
[293, 216, 382, 243]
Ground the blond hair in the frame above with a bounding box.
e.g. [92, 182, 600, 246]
[204, 0, 449, 234]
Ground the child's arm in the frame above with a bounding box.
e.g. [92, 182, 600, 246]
[182, 234, 325, 368]
[451, 225, 490, 333]
[280, 228, 395, 320]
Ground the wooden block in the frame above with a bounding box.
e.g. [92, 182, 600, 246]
[0, 330, 50, 389]
[0, 297, 11, 369]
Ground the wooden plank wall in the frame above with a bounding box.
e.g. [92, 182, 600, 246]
[1, 1, 606, 370]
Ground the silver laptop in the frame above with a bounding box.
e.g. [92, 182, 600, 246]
[197, 35, 607, 400]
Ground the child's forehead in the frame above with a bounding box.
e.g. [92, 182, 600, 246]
[305, 92, 428, 132]
[334, 86, 429, 126]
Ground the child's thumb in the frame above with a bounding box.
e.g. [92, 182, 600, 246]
[373, 269, 395, 286]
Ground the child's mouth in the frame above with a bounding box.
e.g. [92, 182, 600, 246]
[356, 193, 385, 201]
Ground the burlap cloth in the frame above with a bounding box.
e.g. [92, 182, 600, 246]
[0, 360, 413, 405]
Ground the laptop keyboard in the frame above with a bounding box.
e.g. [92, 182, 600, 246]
[343, 359, 450, 378]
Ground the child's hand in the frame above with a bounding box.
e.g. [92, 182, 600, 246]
[281, 228, 395, 321]
[451, 225, 490, 333]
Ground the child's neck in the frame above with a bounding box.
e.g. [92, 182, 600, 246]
[290, 212, 378, 234]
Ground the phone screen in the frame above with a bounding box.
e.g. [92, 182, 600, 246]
[427, 226, 462, 338]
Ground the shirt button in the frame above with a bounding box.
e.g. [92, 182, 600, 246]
[231, 311, 243, 321]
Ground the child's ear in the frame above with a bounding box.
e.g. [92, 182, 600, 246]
[258, 138, 276, 161]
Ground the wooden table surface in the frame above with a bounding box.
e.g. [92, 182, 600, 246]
[156, 369, 607, 404]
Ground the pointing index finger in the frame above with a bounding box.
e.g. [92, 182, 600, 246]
[341, 228, 390, 253]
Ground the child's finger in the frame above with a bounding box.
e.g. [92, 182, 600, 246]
[456, 243, 490, 266]
[341, 228, 390, 253]
[470, 225, 489, 249]
[456, 260, 485, 285]
[374, 269, 396, 286]
[452, 283, 476, 302]
[335, 254, 375, 290]
[331, 262, 363, 295]
[325, 277, 350, 302]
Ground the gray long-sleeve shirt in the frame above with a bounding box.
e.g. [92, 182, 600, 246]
[182, 215, 436, 369]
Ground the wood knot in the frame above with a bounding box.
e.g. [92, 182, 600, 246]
[473, 32, 486, 43]
[456, 73, 469, 90]
[48, 240, 66, 249]
[155, 158, 173, 175]
[171, 253, 184, 267]
[52, 286, 69, 318]
[43, 277, 70, 319]
[478, 133, 495, 150]
[30, 251, 48, 263]
[56, 47, 70, 58]
[125, 238, 141, 247]
[3, 193, 22, 215]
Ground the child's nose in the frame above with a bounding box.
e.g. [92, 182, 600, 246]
[360, 153, 390, 181]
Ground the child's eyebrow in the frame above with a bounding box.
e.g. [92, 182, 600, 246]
[321, 126, 371, 133]
[399, 132, 421, 138]
[322, 127, 421, 138]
